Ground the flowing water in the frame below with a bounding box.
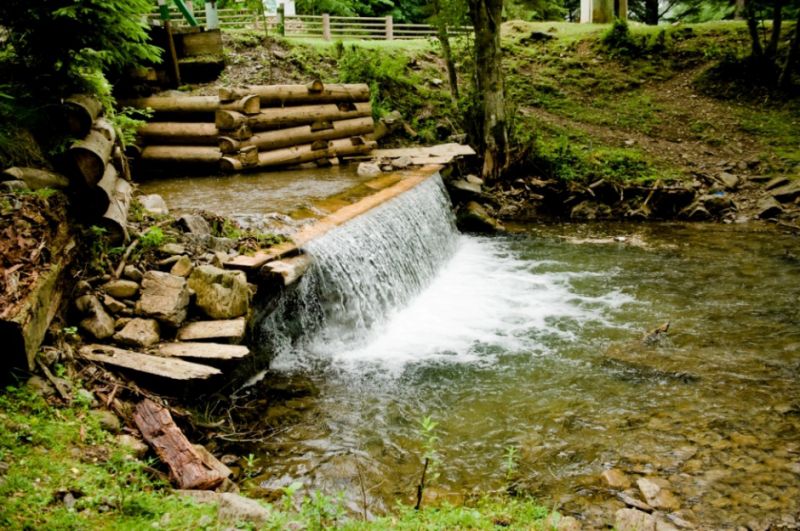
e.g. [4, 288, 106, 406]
[240, 175, 800, 528]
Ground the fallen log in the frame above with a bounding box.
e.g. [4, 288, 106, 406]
[220, 140, 331, 172]
[2, 167, 69, 190]
[122, 95, 259, 115]
[216, 102, 371, 131]
[218, 116, 374, 154]
[141, 145, 222, 164]
[138, 122, 220, 145]
[63, 94, 103, 137]
[133, 398, 226, 490]
[101, 177, 132, 243]
[90, 164, 120, 217]
[219, 83, 370, 105]
[70, 120, 117, 186]
[329, 136, 377, 158]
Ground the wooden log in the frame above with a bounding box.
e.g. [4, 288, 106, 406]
[122, 95, 219, 113]
[141, 146, 222, 164]
[90, 164, 119, 217]
[112, 145, 132, 182]
[220, 140, 331, 172]
[219, 83, 370, 105]
[63, 94, 103, 137]
[101, 177, 132, 244]
[71, 122, 116, 186]
[216, 102, 372, 131]
[220, 95, 260, 115]
[138, 122, 220, 145]
[239, 145, 258, 167]
[329, 136, 377, 158]
[133, 398, 226, 489]
[92, 117, 116, 142]
[218, 116, 374, 154]
[81, 345, 221, 381]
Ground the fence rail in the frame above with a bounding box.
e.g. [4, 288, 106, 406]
[148, 9, 472, 40]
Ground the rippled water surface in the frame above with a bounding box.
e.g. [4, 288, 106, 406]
[249, 222, 800, 528]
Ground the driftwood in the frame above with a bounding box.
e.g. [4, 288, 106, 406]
[63, 94, 103, 137]
[101, 177, 132, 243]
[219, 83, 370, 105]
[70, 120, 117, 186]
[218, 116, 374, 154]
[80, 344, 221, 380]
[215, 102, 371, 131]
[133, 399, 226, 489]
[155, 342, 250, 360]
[220, 140, 331, 172]
[141, 146, 222, 164]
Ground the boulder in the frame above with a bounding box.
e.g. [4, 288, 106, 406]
[756, 196, 783, 219]
[208, 237, 237, 253]
[113, 318, 160, 348]
[101, 279, 139, 299]
[188, 266, 250, 319]
[448, 179, 483, 199]
[457, 201, 502, 233]
[2, 167, 70, 190]
[78, 295, 115, 340]
[715, 171, 739, 190]
[700, 193, 736, 214]
[160, 243, 186, 255]
[770, 180, 800, 203]
[102, 295, 127, 314]
[615, 508, 657, 531]
[570, 200, 612, 220]
[764, 176, 790, 190]
[138, 194, 169, 216]
[1, 180, 28, 192]
[602, 468, 632, 489]
[90, 409, 121, 433]
[136, 271, 190, 327]
[117, 434, 149, 458]
[170, 256, 194, 278]
[218, 493, 270, 524]
[357, 162, 381, 178]
[123, 265, 144, 282]
[179, 214, 211, 236]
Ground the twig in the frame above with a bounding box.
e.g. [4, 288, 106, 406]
[35, 359, 71, 401]
[414, 457, 429, 511]
[113, 238, 139, 279]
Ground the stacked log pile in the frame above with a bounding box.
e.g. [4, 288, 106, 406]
[64, 94, 133, 243]
[125, 81, 377, 174]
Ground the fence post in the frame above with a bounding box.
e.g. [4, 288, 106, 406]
[385, 15, 394, 40]
[205, 0, 219, 30]
[278, 4, 285, 36]
[322, 13, 331, 41]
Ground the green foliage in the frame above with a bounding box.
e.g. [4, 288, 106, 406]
[601, 18, 641, 57]
[419, 415, 441, 483]
[139, 226, 167, 250]
[111, 107, 153, 148]
[338, 45, 415, 119]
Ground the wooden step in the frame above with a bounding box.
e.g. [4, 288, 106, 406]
[155, 342, 249, 360]
[79, 344, 221, 380]
[177, 318, 246, 342]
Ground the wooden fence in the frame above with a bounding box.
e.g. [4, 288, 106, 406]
[148, 9, 472, 40]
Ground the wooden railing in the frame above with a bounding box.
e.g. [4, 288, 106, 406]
[148, 9, 472, 40]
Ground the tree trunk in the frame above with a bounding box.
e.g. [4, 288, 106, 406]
[141, 146, 222, 164]
[746, 1, 765, 57]
[779, 16, 800, 88]
[219, 83, 370, 105]
[328, 136, 377, 158]
[432, 0, 460, 103]
[766, 0, 785, 59]
[138, 122, 220, 145]
[216, 102, 372, 131]
[219, 117, 374, 153]
[644, 0, 659, 24]
[468, 0, 508, 181]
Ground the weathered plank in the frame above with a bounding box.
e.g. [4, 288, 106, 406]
[261, 254, 313, 286]
[79, 344, 221, 380]
[176, 318, 246, 342]
[134, 399, 226, 489]
[224, 241, 299, 271]
[155, 342, 250, 360]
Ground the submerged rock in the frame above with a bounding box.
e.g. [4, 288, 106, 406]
[188, 265, 250, 319]
[602, 468, 632, 489]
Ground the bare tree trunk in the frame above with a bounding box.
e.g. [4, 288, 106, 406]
[644, 0, 659, 25]
[746, 1, 765, 57]
[468, 0, 508, 181]
[779, 17, 800, 88]
[766, 0, 785, 59]
[432, 0, 460, 104]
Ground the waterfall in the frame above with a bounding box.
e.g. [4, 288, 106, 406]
[257, 173, 458, 367]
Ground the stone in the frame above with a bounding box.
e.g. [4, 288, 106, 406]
[136, 271, 190, 327]
[113, 318, 160, 348]
[138, 194, 169, 216]
[465, 174, 484, 186]
[637, 478, 680, 511]
[208, 237, 237, 253]
[1, 180, 29, 192]
[102, 295, 127, 314]
[177, 319, 247, 343]
[179, 214, 211, 236]
[716, 172, 739, 190]
[617, 491, 654, 513]
[90, 410, 121, 433]
[76, 388, 97, 406]
[101, 280, 139, 300]
[683, 202, 710, 220]
[3, 167, 69, 190]
[545, 514, 582, 530]
[756, 196, 783, 219]
[170, 256, 194, 278]
[430, 78, 444, 86]
[117, 434, 149, 458]
[449, 179, 483, 198]
[770, 181, 800, 203]
[615, 508, 657, 531]
[79, 296, 115, 340]
[160, 243, 186, 255]
[188, 266, 250, 320]
[26, 375, 55, 398]
[764, 176, 790, 190]
[457, 201, 502, 233]
[122, 265, 144, 283]
[217, 493, 270, 524]
[392, 155, 412, 169]
[701, 193, 736, 214]
[602, 468, 632, 489]
[571, 200, 612, 220]
[357, 162, 381, 178]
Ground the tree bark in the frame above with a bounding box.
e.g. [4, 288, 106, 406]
[216, 102, 372, 131]
[141, 146, 222, 164]
[70, 122, 116, 187]
[468, 0, 508, 181]
[220, 142, 331, 172]
[746, 1, 765, 57]
[328, 136, 377, 158]
[779, 16, 800, 88]
[766, 0, 785, 59]
[219, 83, 370, 105]
[138, 122, 221, 145]
[219, 117, 374, 153]
[644, 0, 659, 24]
[432, 0, 460, 104]
[63, 94, 103, 137]
[101, 177, 132, 244]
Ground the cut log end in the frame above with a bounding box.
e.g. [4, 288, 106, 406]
[307, 79, 325, 93]
[220, 156, 243, 173]
[240, 94, 260, 115]
[216, 110, 245, 130]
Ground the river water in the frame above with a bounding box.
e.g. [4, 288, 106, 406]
[247, 218, 800, 528]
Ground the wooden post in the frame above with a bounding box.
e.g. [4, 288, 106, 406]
[580, 0, 593, 22]
[323, 13, 331, 41]
[278, 4, 285, 36]
[385, 15, 393, 40]
[617, 0, 628, 20]
[159, 0, 182, 87]
[205, 0, 219, 30]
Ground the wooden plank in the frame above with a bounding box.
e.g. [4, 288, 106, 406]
[79, 344, 221, 380]
[261, 254, 313, 286]
[134, 399, 226, 490]
[177, 318, 246, 342]
[156, 342, 250, 360]
[178, 29, 223, 57]
[224, 241, 299, 271]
